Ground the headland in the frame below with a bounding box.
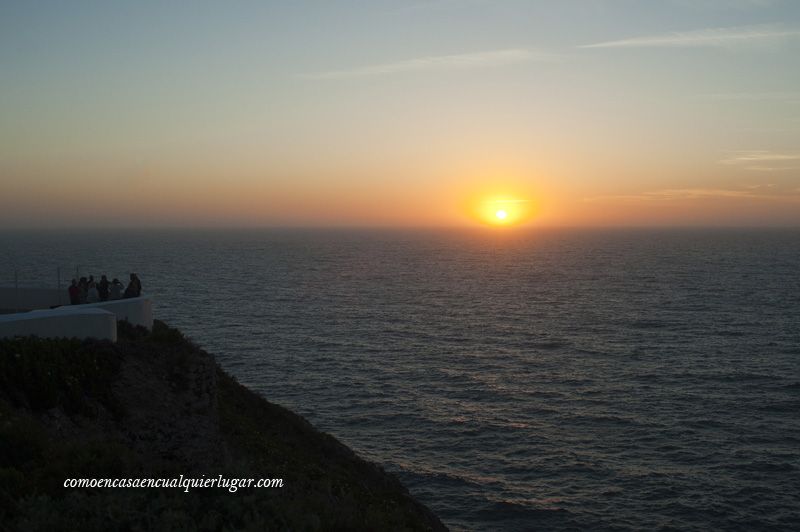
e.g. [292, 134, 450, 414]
[0, 320, 446, 531]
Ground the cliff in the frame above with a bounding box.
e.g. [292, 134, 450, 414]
[0, 321, 446, 531]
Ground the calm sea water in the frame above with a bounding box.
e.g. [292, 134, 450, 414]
[2, 228, 800, 530]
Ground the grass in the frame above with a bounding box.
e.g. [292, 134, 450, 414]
[0, 321, 445, 531]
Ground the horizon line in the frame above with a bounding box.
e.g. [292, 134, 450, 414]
[2, 224, 800, 232]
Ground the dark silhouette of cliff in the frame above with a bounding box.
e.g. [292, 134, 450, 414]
[0, 321, 446, 531]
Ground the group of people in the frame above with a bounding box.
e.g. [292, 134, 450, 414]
[68, 273, 142, 305]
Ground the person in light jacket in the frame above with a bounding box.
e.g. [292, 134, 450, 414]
[87, 279, 99, 303]
[110, 278, 124, 300]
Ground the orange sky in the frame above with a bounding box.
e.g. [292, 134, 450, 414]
[2, 2, 799, 228]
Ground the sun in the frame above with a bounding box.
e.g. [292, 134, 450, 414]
[462, 187, 536, 227]
[469, 196, 533, 226]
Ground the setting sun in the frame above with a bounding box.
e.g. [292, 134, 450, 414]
[463, 191, 536, 227]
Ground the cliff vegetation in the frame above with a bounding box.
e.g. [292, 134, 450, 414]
[0, 321, 445, 531]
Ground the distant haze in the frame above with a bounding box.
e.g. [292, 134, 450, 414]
[2, 1, 799, 227]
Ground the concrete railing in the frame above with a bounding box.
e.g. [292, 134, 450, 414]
[0, 286, 153, 341]
[77, 297, 153, 330]
[0, 307, 117, 342]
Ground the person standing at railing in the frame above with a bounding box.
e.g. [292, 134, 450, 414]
[110, 278, 123, 300]
[87, 279, 99, 303]
[124, 273, 142, 298]
[68, 279, 80, 305]
[98, 275, 110, 301]
[78, 277, 88, 304]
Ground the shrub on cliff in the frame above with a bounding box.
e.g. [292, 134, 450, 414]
[0, 321, 445, 531]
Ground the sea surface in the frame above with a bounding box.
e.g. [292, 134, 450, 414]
[2, 228, 800, 530]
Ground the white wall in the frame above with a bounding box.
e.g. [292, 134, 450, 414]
[79, 297, 154, 330]
[0, 307, 117, 342]
[0, 287, 153, 340]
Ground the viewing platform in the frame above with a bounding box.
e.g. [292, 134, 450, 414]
[0, 286, 152, 342]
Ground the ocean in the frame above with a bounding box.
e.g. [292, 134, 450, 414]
[2, 228, 799, 530]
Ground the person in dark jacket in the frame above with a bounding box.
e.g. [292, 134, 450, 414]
[68, 279, 80, 305]
[124, 273, 142, 298]
[78, 277, 88, 304]
[98, 275, 110, 301]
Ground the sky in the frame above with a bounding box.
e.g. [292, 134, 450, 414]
[1, 0, 799, 228]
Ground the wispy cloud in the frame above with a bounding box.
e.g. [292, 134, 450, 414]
[579, 24, 800, 49]
[301, 49, 553, 80]
[492, 199, 530, 204]
[586, 189, 756, 201]
[388, 0, 490, 15]
[585, 186, 800, 203]
[745, 166, 800, 172]
[671, 0, 779, 9]
[720, 150, 800, 172]
[695, 91, 800, 103]
[720, 150, 800, 165]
